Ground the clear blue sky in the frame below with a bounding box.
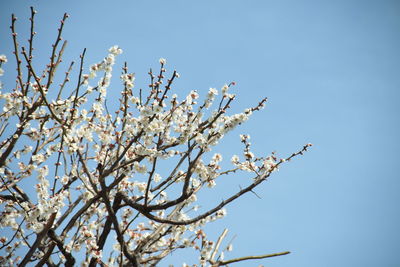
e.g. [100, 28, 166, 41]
[1, 1, 399, 266]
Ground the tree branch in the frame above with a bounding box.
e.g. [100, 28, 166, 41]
[217, 251, 290, 266]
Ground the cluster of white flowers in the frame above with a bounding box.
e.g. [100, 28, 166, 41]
[109, 45, 123, 55]
[0, 201, 20, 232]
[120, 73, 135, 89]
[262, 156, 277, 172]
[1, 89, 24, 116]
[204, 87, 218, 109]
[88, 45, 122, 98]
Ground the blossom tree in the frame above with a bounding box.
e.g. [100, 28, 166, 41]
[0, 8, 311, 267]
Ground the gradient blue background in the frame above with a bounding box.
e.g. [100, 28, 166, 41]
[1, 1, 399, 266]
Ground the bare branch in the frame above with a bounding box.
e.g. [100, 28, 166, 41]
[217, 251, 290, 266]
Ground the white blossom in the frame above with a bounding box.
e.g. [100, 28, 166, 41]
[108, 45, 123, 55]
[0, 54, 7, 62]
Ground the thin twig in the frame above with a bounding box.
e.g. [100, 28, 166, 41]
[218, 251, 290, 266]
